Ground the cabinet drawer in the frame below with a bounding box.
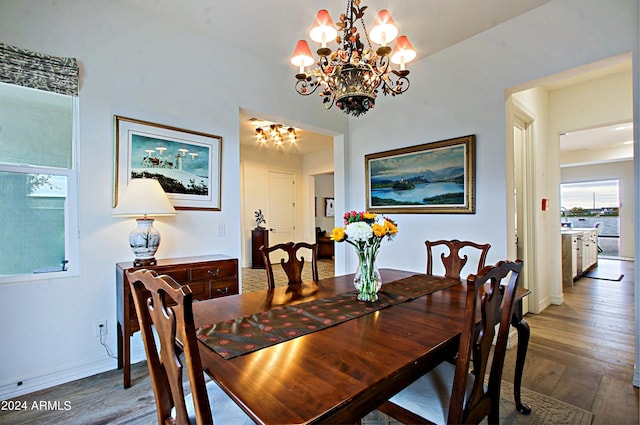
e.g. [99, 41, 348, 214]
[187, 281, 209, 300]
[189, 260, 237, 281]
[151, 266, 189, 283]
[210, 279, 239, 298]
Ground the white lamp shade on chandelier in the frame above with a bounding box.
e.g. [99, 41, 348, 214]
[113, 178, 176, 264]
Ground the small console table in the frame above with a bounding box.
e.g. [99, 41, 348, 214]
[116, 254, 239, 388]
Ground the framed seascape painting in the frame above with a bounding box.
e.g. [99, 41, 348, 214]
[114, 116, 222, 211]
[365, 135, 475, 214]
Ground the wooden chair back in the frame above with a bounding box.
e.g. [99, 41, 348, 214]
[127, 269, 213, 425]
[426, 239, 491, 279]
[449, 259, 523, 424]
[259, 242, 319, 289]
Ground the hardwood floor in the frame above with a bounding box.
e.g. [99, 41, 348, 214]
[502, 258, 639, 424]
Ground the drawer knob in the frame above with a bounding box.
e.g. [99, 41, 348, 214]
[207, 268, 221, 277]
[216, 286, 230, 295]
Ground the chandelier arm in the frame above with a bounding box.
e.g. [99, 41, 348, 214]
[374, 54, 390, 75]
[294, 78, 322, 96]
[322, 92, 337, 110]
[317, 56, 339, 77]
[380, 74, 410, 96]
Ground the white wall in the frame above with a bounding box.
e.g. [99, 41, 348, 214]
[0, 0, 348, 398]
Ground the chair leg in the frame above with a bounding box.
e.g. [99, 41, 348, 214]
[488, 397, 500, 425]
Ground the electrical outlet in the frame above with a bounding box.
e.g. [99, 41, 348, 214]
[94, 320, 107, 338]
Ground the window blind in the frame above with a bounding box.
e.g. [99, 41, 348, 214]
[0, 43, 79, 97]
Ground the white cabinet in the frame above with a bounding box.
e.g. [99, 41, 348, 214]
[561, 229, 598, 287]
[578, 228, 598, 273]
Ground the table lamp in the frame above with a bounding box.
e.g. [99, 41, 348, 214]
[113, 178, 176, 266]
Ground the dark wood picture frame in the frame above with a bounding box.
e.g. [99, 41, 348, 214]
[324, 197, 335, 217]
[365, 135, 476, 214]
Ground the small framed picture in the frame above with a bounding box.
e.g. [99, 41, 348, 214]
[324, 197, 335, 217]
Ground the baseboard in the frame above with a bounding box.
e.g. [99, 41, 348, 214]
[549, 293, 564, 306]
[536, 294, 553, 312]
[0, 346, 147, 400]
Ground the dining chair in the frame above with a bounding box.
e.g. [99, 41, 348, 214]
[594, 222, 604, 253]
[426, 239, 491, 279]
[126, 269, 254, 425]
[378, 259, 523, 424]
[259, 241, 319, 289]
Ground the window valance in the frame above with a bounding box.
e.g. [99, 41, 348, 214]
[0, 43, 79, 96]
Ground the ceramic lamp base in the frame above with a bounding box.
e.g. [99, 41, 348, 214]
[129, 218, 161, 262]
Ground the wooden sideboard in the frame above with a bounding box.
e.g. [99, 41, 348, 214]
[116, 254, 239, 388]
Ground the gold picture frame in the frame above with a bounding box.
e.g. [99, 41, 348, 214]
[365, 135, 475, 214]
[114, 115, 222, 211]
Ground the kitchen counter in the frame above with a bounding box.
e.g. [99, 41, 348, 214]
[561, 228, 598, 286]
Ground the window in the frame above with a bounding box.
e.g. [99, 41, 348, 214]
[0, 44, 79, 282]
[560, 179, 620, 256]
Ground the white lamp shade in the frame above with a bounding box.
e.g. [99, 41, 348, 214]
[369, 10, 398, 46]
[309, 10, 338, 46]
[113, 178, 176, 217]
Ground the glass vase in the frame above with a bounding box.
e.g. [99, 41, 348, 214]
[354, 247, 382, 302]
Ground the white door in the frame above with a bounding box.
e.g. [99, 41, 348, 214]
[513, 115, 530, 314]
[267, 171, 296, 245]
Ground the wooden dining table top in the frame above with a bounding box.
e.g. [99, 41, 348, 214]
[192, 268, 529, 424]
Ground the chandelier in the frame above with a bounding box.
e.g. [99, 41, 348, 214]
[254, 122, 298, 146]
[290, 0, 416, 117]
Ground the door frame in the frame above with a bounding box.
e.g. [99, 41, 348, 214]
[507, 99, 539, 314]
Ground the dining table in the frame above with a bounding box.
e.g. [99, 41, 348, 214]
[191, 268, 531, 424]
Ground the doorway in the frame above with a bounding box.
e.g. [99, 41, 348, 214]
[238, 109, 337, 269]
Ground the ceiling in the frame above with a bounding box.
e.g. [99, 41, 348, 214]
[121, 0, 552, 63]
[119, 0, 553, 154]
[560, 122, 633, 153]
[546, 60, 634, 155]
[118, 1, 633, 158]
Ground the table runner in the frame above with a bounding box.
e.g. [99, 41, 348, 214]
[196, 274, 458, 359]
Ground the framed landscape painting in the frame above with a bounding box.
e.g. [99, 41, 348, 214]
[365, 135, 475, 214]
[114, 116, 222, 211]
